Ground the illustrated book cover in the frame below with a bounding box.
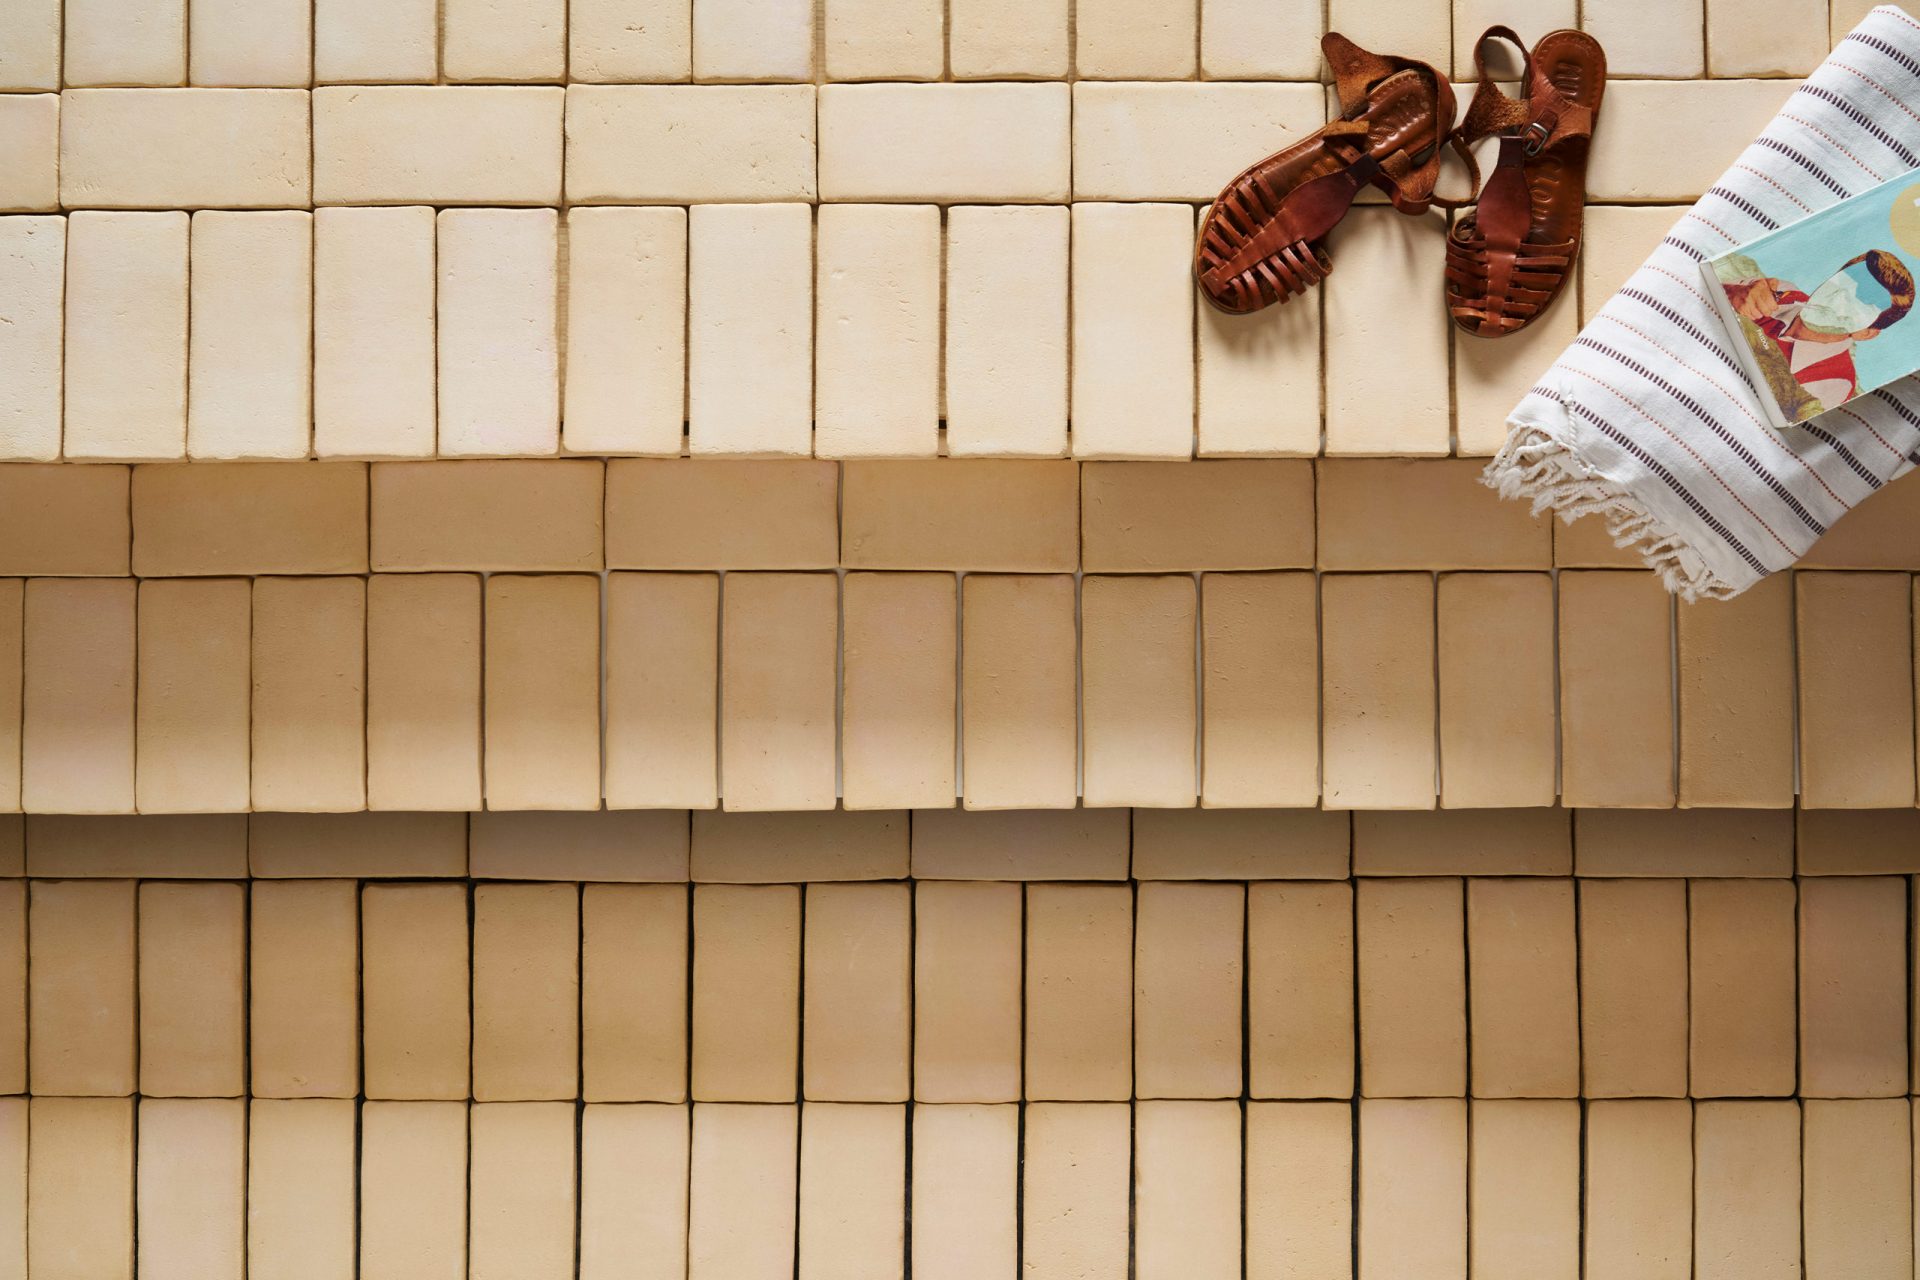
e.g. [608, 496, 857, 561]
[1703, 165, 1920, 429]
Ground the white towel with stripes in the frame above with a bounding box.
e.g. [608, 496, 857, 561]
[1488, 4, 1920, 599]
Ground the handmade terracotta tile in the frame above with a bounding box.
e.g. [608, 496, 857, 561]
[914, 882, 1022, 1103]
[468, 1103, 577, 1280]
[579, 1104, 690, 1280]
[1021, 1103, 1130, 1280]
[1135, 1101, 1240, 1280]
[582, 885, 688, 1103]
[1799, 876, 1908, 1098]
[1676, 573, 1795, 807]
[366, 573, 483, 812]
[1690, 878, 1797, 1098]
[136, 1098, 246, 1280]
[563, 206, 687, 454]
[687, 1103, 799, 1280]
[1579, 878, 1689, 1098]
[1134, 882, 1243, 1099]
[1080, 575, 1198, 807]
[1249, 882, 1354, 1099]
[138, 882, 246, 1098]
[1358, 1098, 1467, 1280]
[247, 1099, 357, 1280]
[361, 882, 470, 1101]
[691, 885, 800, 1102]
[814, 204, 940, 457]
[841, 573, 956, 810]
[483, 574, 601, 810]
[797, 1104, 906, 1280]
[1558, 570, 1674, 808]
[1466, 878, 1579, 1098]
[1436, 572, 1557, 807]
[1584, 1100, 1693, 1280]
[472, 883, 579, 1101]
[912, 1104, 1018, 1280]
[135, 578, 251, 813]
[804, 884, 912, 1101]
[359, 1101, 468, 1280]
[313, 206, 437, 458]
[1025, 884, 1133, 1101]
[1356, 877, 1465, 1097]
[1797, 571, 1917, 807]
[186, 211, 311, 459]
[1470, 1100, 1579, 1280]
[250, 880, 358, 1099]
[1321, 573, 1436, 809]
[1693, 1101, 1801, 1280]
[1802, 1099, 1913, 1278]
[29, 879, 136, 1096]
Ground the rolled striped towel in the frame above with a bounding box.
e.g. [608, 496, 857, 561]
[1489, 4, 1920, 599]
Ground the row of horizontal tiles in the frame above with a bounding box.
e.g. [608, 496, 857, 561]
[4, 563, 1919, 811]
[9, 869, 1918, 1102]
[1, 200, 1711, 462]
[0, 0, 1858, 88]
[10, 454, 1920, 576]
[16, 1096, 1919, 1280]
[8, 803, 1920, 879]
[0, 79, 1800, 211]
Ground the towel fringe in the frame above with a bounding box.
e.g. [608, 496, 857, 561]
[1482, 425, 1741, 602]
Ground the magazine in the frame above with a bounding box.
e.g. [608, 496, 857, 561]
[1701, 164, 1920, 429]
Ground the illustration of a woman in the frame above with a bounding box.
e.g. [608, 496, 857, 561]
[1719, 249, 1915, 413]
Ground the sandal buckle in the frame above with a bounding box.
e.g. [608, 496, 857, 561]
[1522, 120, 1551, 156]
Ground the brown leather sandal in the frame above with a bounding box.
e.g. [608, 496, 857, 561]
[1194, 33, 1475, 315]
[1445, 27, 1607, 337]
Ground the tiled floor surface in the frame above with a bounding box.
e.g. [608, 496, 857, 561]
[10, 1, 1920, 1275]
[4, 806, 1920, 1277]
[0, 0, 1872, 461]
[5, 455, 1920, 813]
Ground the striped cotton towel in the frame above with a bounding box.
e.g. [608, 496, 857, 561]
[1488, 4, 1920, 599]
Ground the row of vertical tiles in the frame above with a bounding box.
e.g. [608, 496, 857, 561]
[7, 453, 1916, 577]
[0, 196, 1807, 461]
[2, 565, 1917, 811]
[8, 873, 1917, 1102]
[7, 801, 1920, 879]
[12, 1095, 1920, 1279]
[0, 0, 1854, 88]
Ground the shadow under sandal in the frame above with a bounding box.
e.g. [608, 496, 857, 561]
[1194, 32, 1469, 315]
[1446, 26, 1608, 337]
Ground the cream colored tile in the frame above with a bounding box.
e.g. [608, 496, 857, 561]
[1559, 571, 1674, 808]
[1437, 572, 1556, 807]
[1081, 575, 1197, 808]
[1797, 571, 1916, 807]
[313, 206, 436, 458]
[472, 883, 579, 1102]
[1026, 884, 1133, 1101]
[842, 573, 956, 811]
[251, 576, 364, 812]
[1585, 1100, 1693, 1280]
[1358, 1098, 1466, 1280]
[1324, 209, 1449, 455]
[563, 206, 687, 455]
[1321, 573, 1436, 809]
[719, 573, 838, 811]
[1071, 202, 1195, 458]
[1357, 877, 1464, 1097]
[483, 574, 601, 810]
[944, 206, 1070, 457]
[804, 883, 911, 1102]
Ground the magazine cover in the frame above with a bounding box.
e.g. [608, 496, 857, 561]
[1702, 165, 1920, 429]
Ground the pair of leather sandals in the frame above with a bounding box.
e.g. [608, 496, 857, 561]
[1195, 26, 1607, 338]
